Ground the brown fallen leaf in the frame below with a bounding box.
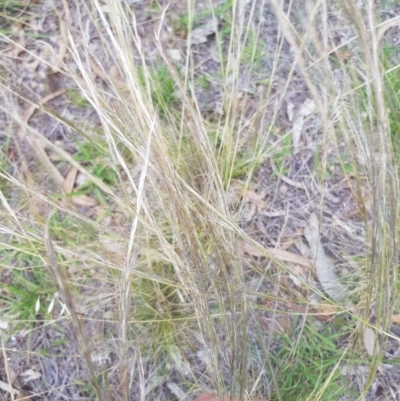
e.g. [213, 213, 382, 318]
[291, 98, 315, 152]
[242, 190, 269, 221]
[71, 194, 98, 207]
[62, 166, 98, 207]
[304, 213, 348, 303]
[258, 315, 294, 335]
[316, 303, 342, 315]
[21, 369, 41, 383]
[238, 240, 313, 269]
[194, 393, 268, 401]
[62, 166, 78, 193]
[288, 264, 309, 287]
[330, 45, 350, 62]
[363, 326, 380, 357]
[226, 181, 254, 205]
[227, 181, 270, 221]
[392, 314, 400, 324]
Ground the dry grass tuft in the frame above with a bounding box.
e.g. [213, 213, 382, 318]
[0, 1, 399, 400]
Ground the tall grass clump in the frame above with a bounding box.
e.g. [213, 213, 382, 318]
[0, 0, 399, 400]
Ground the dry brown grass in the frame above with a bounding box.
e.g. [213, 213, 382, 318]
[0, 1, 399, 400]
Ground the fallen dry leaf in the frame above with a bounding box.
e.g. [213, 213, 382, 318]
[0, 320, 8, 330]
[287, 101, 295, 122]
[289, 264, 309, 286]
[258, 315, 294, 335]
[62, 166, 78, 193]
[243, 189, 267, 207]
[226, 181, 270, 221]
[291, 98, 315, 152]
[167, 48, 182, 62]
[99, 235, 126, 254]
[363, 326, 380, 357]
[166, 382, 185, 399]
[190, 18, 218, 45]
[226, 181, 246, 205]
[392, 314, 400, 324]
[4, 365, 16, 385]
[316, 303, 342, 315]
[298, 98, 316, 117]
[340, 364, 369, 377]
[194, 393, 268, 401]
[291, 116, 304, 152]
[304, 213, 347, 303]
[71, 194, 99, 207]
[242, 189, 268, 220]
[238, 240, 313, 269]
[0, 379, 20, 397]
[21, 369, 41, 383]
[61, 167, 98, 207]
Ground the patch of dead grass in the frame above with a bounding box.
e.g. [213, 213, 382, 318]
[0, 1, 399, 400]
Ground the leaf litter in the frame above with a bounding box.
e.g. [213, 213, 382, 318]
[290, 98, 316, 153]
[189, 18, 219, 45]
[303, 212, 348, 303]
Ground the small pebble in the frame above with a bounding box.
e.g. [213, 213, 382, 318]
[280, 184, 288, 194]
